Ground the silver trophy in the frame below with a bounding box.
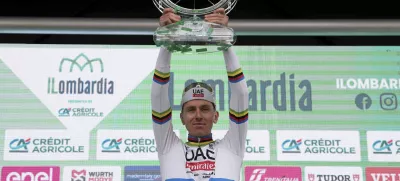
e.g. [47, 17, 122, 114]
[153, 0, 238, 54]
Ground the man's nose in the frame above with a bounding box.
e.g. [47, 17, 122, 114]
[195, 108, 202, 119]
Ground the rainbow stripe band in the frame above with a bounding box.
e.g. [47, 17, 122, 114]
[187, 134, 213, 143]
[153, 69, 170, 85]
[227, 68, 245, 83]
[229, 108, 248, 124]
[186, 140, 214, 147]
[152, 107, 172, 124]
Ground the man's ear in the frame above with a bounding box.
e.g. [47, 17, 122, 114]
[213, 111, 219, 124]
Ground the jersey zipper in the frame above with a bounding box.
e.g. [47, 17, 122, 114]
[198, 137, 200, 147]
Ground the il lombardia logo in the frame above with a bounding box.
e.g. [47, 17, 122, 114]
[48, 53, 111, 118]
[48, 53, 114, 96]
[58, 53, 104, 73]
[0, 47, 158, 131]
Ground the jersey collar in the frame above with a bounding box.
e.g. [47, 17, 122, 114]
[187, 133, 213, 146]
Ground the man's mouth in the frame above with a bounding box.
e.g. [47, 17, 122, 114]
[193, 123, 205, 126]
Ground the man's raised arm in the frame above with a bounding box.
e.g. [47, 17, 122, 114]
[151, 8, 182, 155]
[151, 47, 180, 155]
[221, 47, 249, 158]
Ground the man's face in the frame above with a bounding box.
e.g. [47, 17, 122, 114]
[181, 99, 219, 137]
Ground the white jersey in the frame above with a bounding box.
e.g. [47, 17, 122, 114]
[151, 47, 249, 181]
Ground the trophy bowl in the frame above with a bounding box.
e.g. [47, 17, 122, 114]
[153, 0, 238, 54]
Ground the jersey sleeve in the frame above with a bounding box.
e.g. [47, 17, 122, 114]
[151, 48, 180, 155]
[220, 47, 249, 158]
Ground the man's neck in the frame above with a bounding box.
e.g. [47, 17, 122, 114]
[187, 133, 213, 143]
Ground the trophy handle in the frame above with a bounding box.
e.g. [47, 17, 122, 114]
[153, 0, 237, 54]
[153, 0, 237, 16]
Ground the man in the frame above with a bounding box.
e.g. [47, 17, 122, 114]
[151, 8, 248, 181]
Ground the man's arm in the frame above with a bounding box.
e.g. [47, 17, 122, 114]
[221, 47, 249, 158]
[151, 47, 181, 155]
[151, 8, 182, 155]
[207, 8, 249, 158]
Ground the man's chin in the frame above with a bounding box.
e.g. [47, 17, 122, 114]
[190, 130, 208, 137]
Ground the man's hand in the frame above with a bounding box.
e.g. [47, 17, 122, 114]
[205, 8, 229, 26]
[159, 8, 181, 26]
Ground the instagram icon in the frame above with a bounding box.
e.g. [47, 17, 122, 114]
[380, 93, 398, 110]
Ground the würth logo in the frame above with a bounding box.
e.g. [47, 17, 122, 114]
[71, 169, 86, 181]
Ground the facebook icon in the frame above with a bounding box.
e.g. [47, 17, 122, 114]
[355, 93, 372, 110]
